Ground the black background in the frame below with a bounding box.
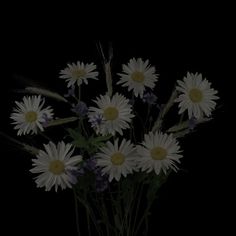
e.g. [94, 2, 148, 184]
[1, 38, 230, 235]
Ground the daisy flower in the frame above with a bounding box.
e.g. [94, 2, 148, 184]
[30, 141, 83, 192]
[96, 139, 137, 182]
[10, 95, 53, 136]
[175, 72, 219, 119]
[137, 132, 182, 175]
[117, 58, 158, 98]
[88, 93, 134, 135]
[59, 61, 98, 87]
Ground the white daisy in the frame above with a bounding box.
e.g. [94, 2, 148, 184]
[10, 95, 53, 136]
[117, 58, 158, 98]
[59, 61, 98, 87]
[175, 72, 219, 119]
[88, 93, 134, 135]
[96, 139, 137, 182]
[137, 132, 182, 175]
[30, 141, 82, 192]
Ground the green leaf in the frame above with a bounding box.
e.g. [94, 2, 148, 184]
[167, 118, 212, 132]
[91, 134, 113, 143]
[146, 172, 169, 204]
[114, 214, 122, 231]
[45, 117, 78, 127]
[67, 128, 112, 154]
[70, 132, 89, 149]
[25, 87, 68, 103]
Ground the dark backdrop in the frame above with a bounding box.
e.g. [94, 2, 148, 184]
[1, 39, 229, 235]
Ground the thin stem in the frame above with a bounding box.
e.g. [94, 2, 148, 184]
[0, 131, 39, 155]
[144, 104, 151, 133]
[38, 130, 52, 141]
[101, 197, 110, 236]
[152, 89, 177, 132]
[134, 202, 152, 235]
[179, 112, 184, 125]
[108, 186, 119, 236]
[73, 95, 79, 102]
[76, 194, 102, 235]
[80, 118, 89, 138]
[131, 180, 144, 236]
[120, 181, 135, 236]
[105, 61, 113, 97]
[86, 208, 92, 236]
[96, 41, 113, 97]
[73, 189, 81, 236]
[117, 181, 123, 235]
[78, 86, 81, 101]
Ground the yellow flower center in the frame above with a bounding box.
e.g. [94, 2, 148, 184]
[72, 69, 86, 79]
[49, 160, 65, 175]
[189, 88, 203, 103]
[25, 111, 38, 122]
[131, 71, 145, 83]
[150, 147, 167, 160]
[103, 107, 119, 120]
[111, 152, 125, 165]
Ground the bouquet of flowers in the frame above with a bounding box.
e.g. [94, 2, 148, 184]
[4, 44, 219, 235]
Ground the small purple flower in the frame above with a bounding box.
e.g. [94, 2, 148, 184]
[65, 167, 83, 185]
[85, 156, 97, 171]
[188, 116, 197, 130]
[89, 114, 104, 133]
[64, 85, 75, 98]
[96, 179, 109, 192]
[42, 113, 53, 127]
[142, 92, 158, 105]
[71, 101, 88, 117]
[95, 169, 109, 192]
[84, 157, 109, 192]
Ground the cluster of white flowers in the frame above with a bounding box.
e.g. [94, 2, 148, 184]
[10, 57, 219, 191]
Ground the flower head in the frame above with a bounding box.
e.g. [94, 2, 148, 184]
[142, 91, 158, 105]
[10, 95, 53, 135]
[86, 157, 109, 192]
[95, 172, 109, 192]
[88, 93, 134, 135]
[64, 85, 75, 97]
[117, 58, 158, 98]
[96, 139, 137, 182]
[71, 101, 88, 117]
[60, 61, 98, 87]
[137, 132, 182, 175]
[30, 141, 82, 192]
[88, 113, 104, 134]
[175, 72, 219, 119]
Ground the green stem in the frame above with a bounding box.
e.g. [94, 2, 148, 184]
[73, 189, 81, 236]
[120, 182, 135, 236]
[38, 130, 52, 141]
[86, 208, 92, 236]
[78, 86, 81, 101]
[97, 41, 113, 97]
[179, 112, 184, 125]
[131, 179, 145, 235]
[80, 118, 89, 138]
[0, 131, 39, 155]
[108, 186, 120, 236]
[76, 193, 102, 235]
[117, 181, 124, 235]
[134, 205, 151, 235]
[101, 197, 110, 236]
[152, 89, 177, 132]
[105, 61, 113, 97]
[144, 104, 151, 133]
[73, 95, 79, 102]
